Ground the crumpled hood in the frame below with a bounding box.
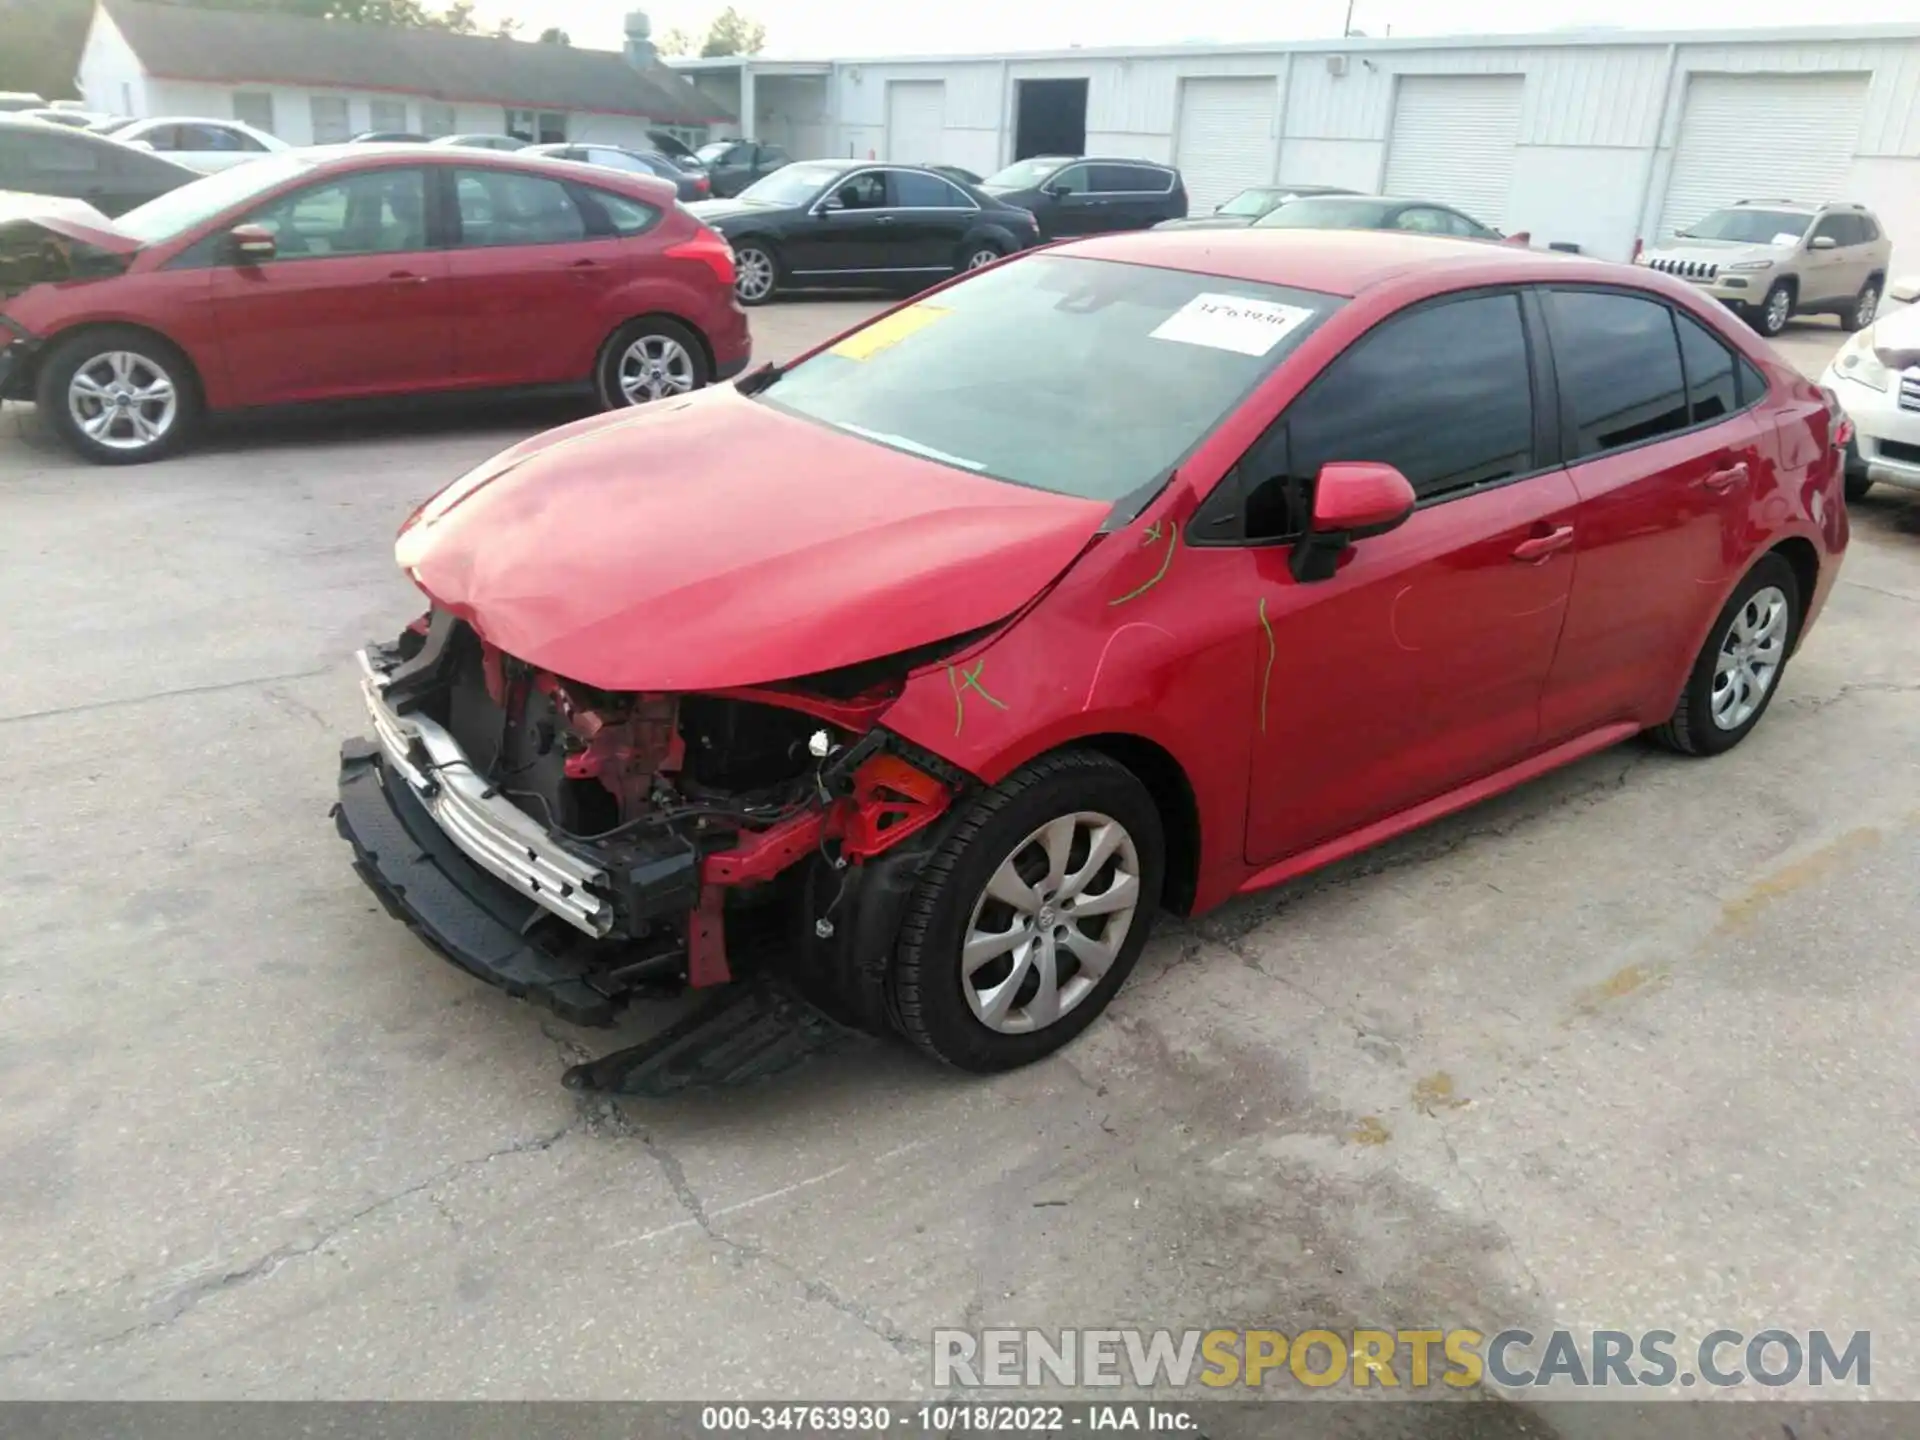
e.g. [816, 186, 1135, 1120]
[395, 387, 1108, 692]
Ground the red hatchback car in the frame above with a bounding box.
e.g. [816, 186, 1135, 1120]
[0, 146, 748, 463]
[335, 229, 1848, 1074]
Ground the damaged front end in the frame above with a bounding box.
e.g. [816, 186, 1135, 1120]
[334, 608, 969, 1030]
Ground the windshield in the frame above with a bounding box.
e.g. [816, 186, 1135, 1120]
[737, 162, 839, 206]
[1678, 208, 1812, 244]
[1254, 197, 1394, 230]
[759, 255, 1340, 502]
[1218, 188, 1280, 217]
[113, 153, 314, 244]
[982, 158, 1065, 190]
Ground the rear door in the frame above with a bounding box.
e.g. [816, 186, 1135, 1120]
[1535, 289, 1766, 741]
[209, 164, 449, 404]
[443, 165, 632, 386]
[884, 167, 977, 272]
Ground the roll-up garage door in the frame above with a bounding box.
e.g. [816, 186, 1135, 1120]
[1174, 77, 1278, 215]
[1659, 73, 1869, 236]
[1382, 75, 1523, 230]
[885, 80, 946, 165]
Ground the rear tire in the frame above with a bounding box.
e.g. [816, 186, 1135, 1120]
[1651, 554, 1800, 757]
[593, 317, 708, 410]
[958, 240, 1003, 272]
[1842, 280, 1881, 333]
[36, 326, 201, 465]
[891, 749, 1164, 1073]
[732, 241, 778, 306]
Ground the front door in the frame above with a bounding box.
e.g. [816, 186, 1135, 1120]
[1038, 164, 1107, 237]
[1239, 290, 1578, 864]
[786, 169, 893, 281]
[209, 165, 450, 405]
[1535, 289, 1769, 741]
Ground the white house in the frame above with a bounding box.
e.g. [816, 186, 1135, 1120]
[76, 0, 731, 151]
[679, 22, 1920, 266]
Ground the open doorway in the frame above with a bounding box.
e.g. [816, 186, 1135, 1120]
[1013, 78, 1088, 160]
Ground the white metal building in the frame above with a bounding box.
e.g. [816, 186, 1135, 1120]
[678, 22, 1920, 268]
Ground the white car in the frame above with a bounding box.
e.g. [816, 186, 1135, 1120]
[1822, 275, 1920, 502]
[112, 117, 288, 172]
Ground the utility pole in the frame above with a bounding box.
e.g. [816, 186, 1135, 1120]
[1343, 0, 1357, 36]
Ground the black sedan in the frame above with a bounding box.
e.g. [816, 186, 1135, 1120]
[687, 160, 1040, 305]
[1153, 183, 1355, 231]
[1253, 192, 1504, 240]
[0, 116, 198, 217]
[978, 156, 1187, 238]
[524, 142, 711, 201]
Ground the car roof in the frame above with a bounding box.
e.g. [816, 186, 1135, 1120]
[1058, 227, 1601, 299]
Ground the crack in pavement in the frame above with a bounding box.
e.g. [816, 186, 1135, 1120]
[0, 1124, 575, 1368]
[0, 666, 334, 726]
[1782, 679, 1920, 714]
[1436, 1125, 1547, 1307]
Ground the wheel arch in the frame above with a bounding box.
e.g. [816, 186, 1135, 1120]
[596, 310, 714, 383]
[1769, 534, 1820, 656]
[35, 319, 207, 408]
[1054, 731, 1202, 916]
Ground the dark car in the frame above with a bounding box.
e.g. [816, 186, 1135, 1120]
[0, 146, 750, 463]
[928, 164, 983, 186]
[979, 156, 1187, 239]
[695, 138, 792, 198]
[0, 116, 199, 217]
[351, 131, 430, 143]
[1154, 183, 1355, 232]
[647, 130, 706, 172]
[525, 142, 711, 201]
[1254, 193, 1504, 241]
[687, 159, 1040, 305]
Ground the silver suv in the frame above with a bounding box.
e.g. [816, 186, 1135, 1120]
[1636, 199, 1891, 338]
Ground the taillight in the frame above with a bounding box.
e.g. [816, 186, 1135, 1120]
[694, 175, 711, 193]
[665, 229, 736, 289]
[1819, 384, 1855, 448]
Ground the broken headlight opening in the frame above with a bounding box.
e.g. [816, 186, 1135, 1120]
[334, 609, 976, 1043]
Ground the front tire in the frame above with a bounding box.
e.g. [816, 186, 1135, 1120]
[36, 326, 200, 465]
[1842, 281, 1881, 333]
[959, 240, 1003, 272]
[1652, 554, 1800, 757]
[594, 317, 708, 410]
[732, 241, 778, 306]
[891, 750, 1164, 1072]
[1753, 282, 1794, 338]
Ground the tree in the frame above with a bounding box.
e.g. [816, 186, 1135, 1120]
[655, 25, 694, 57]
[700, 6, 765, 57]
[537, 25, 569, 43]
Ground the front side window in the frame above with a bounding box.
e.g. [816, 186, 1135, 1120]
[759, 254, 1340, 502]
[1547, 290, 1690, 458]
[309, 97, 351, 144]
[1047, 165, 1091, 196]
[1393, 207, 1453, 234]
[454, 168, 585, 246]
[826, 171, 887, 209]
[1280, 292, 1535, 510]
[233, 92, 275, 135]
[117, 153, 315, 244]
[244, 167, 427, 258]
[889, 170, 970, 207]
[1680, 208, 1810, 245]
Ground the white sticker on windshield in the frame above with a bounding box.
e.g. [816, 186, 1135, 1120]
[1771, 232, 1801, 246]
[1150, 293, 1315, 356]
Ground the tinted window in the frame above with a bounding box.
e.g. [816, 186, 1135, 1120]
[827, 171, 887, 209]
[454, 168, 585, 246]
[246, 167, 426, 258]
[577, 186, 658, 237]
[1048, 165, 1091, 196]
[1090, 164, 1166, 192]
[1281, 293, 1535, 507]
[762, 255, 1339, 502]
[889, 169, 969, 207]
[1548, 290, 1690, 457]
[1674, 312, 1739, 426]
[1738, 357, 1769, 406]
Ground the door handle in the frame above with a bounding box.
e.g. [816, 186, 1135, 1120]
[1699, 462, 1750, 493]
[877, 215, 897, 224]
[1511, 524, 1575, 562]
[386, 271, 429, 285]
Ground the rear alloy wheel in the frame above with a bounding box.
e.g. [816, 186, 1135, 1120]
[37, 328, 199, 465]
[1843, 281, 1881, 333]
[962, 243, 1002, 271]
[892, 750, 1164, 1072]
[1652, 554, 1800, 757]
[1755, 282, 1794, 338]
[732, 243, 777, 305]
[595, 318, 708, 410]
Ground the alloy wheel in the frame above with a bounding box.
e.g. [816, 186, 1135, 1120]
[735, 247, 774, 302]
[1765, 287, 1792, 334]
[966, 248, 1000, 270]
[1856, 286, 1879, 328]
[67, 351, 176, 453]
[961, 812, 1142, 1034]
[616, 335, 696, 404]
[1710, 584, 1789, 731]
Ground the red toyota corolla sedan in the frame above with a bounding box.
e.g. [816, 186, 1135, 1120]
[0, 146, 747, 463]
[335, 229, 1849, 1074]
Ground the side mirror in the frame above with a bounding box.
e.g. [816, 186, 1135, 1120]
[228, 223, 276, 262]
[1810, 234, 1838, 251]
[1887, 275, 1920, 304]
[820, 191, 844, 212]
[1044, 183, 1071, 199]
[1289, 461, 1416, 583]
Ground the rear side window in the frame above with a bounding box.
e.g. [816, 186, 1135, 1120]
[1285, 292, 1535, 505]
[1546, 290, 1690, 458]
[1091, 164, 1168, 192]
[454, 168, 586, 246]
[889, 170, 970, 207]
[1674, 311, 1739, 425]
[576, 186, 659, 237]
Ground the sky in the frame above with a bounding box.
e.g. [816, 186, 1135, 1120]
[489, 0, 1920, 57]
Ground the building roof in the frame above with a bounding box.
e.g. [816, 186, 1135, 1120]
[102, 0, 733, 125]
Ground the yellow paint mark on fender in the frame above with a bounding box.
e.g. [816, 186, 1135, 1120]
[829, 303, 950, 361]
[1257, 596, 1276, 733]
